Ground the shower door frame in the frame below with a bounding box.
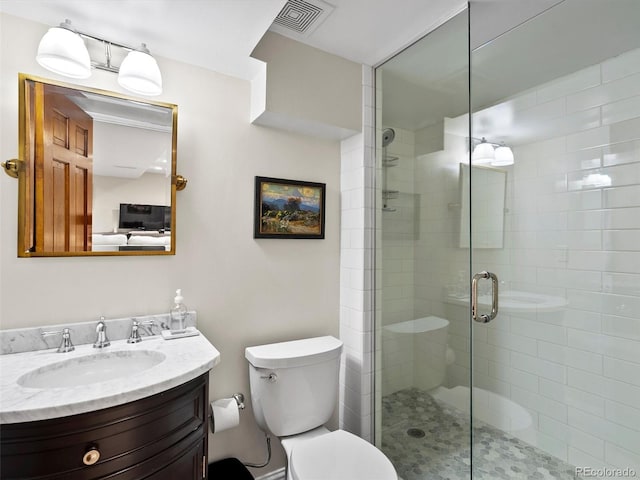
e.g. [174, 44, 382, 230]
[371, 3, 476, 478]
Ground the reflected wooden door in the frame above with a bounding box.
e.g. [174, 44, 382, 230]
[34, 83, 93, 252]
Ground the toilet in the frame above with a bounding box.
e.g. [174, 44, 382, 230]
[382, 316, 454, 392]
[245, 336, 397, 480]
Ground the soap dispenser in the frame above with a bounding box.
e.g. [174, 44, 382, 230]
[170, 289, 187, 334]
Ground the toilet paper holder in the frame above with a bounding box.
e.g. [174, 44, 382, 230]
[208, 392, 273, 468]
[209, 392, 245, 434]
[232, 393, 245, 410]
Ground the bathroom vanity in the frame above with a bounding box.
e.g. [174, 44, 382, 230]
[2, 373, 209, 479]
[0, 316, 220, 479]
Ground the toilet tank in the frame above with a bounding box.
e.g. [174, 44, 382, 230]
[245, 336, 343, 437]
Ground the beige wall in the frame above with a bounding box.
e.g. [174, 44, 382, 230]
[252, 31, 362, 135]
[0, 13, 341, 474]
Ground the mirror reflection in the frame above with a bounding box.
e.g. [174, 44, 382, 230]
[459, 163, 507, 249]
[18, 74, 177, 256]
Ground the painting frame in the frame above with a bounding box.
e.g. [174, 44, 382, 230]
[254, 176, 326, 239]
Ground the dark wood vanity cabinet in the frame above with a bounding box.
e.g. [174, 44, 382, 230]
[1, 373, 209, 479]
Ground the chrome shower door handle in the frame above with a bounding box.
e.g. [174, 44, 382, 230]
[471, 271, 499, 323]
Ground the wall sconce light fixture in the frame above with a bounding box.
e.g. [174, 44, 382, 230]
[471, 137, 514, 166]
[492, 142, 515, 166]
[36, 19, 162, 96]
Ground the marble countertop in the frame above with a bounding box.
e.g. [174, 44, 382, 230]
[0, 332, 220, 424]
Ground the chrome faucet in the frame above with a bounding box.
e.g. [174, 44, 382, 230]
[41, 327, 75, 353]
[127, 319, 143, 343]
[127, 318, 156, 343]
[93, 317, 111, 348]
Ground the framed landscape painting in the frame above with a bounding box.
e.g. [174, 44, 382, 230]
[254, 176, 326, 239]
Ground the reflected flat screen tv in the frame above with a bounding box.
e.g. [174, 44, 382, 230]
[118, 204, 171, 231]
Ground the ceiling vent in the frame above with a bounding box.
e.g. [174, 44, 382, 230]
[269, 0, 335, 38]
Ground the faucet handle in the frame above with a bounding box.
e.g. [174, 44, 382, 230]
[41, 327, 75, 353]
[94, 318, 110, 348]
[127, 319, 143, 343]
[138, 319, 160, 335]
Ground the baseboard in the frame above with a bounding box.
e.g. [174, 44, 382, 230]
[254, 466, 286, 480]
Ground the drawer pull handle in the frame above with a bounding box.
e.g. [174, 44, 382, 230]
[83, 449, 100, 466]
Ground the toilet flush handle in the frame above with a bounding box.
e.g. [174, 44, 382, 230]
[260, 372, 278, 383]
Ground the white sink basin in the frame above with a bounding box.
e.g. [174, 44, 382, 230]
[445, 290, 567, 313]
[494, 290, 567, 312]
[18, 350, 166, 389]
[1, 331, 220, 424]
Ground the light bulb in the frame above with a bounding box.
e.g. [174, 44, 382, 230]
[118, 49, 162, 96]
[36, 23, 91, 79]
[492, 144, 514, 166]
[472, 138, 494, 164]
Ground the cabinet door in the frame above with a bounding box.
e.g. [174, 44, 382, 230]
[144, 439, 206, 480]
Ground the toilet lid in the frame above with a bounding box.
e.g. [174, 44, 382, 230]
[290, 430, 397, 480]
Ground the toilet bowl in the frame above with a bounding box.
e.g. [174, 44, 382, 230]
[285, 428, 396, 480]
[383, 316, 453, 392]
[245, 336, 397, 480]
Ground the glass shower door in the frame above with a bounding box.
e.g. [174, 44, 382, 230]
[469, 0, 640, 478]
[375, 7, 474, 479]
[376, 1, 640, 478]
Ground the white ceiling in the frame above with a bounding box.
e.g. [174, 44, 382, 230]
[0, 0, 465, 80]
[0, 0, 285, 80]
[7, 0, 637, 146]
[271, 0, 465, 67]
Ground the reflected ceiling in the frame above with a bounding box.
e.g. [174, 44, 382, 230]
[380, 0, 640, 136]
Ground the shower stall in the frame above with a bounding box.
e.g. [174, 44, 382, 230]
[374, 1, 640, 478]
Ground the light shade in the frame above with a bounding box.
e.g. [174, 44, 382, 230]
[472, 138, 494, 164]
[117, 50, 162, 96]
[36, 25, 91, 79]
[492, 144, 514, 166]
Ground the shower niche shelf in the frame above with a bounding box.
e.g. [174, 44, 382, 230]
[381, 127, 398, 212]
[383, 189, 399, 200]
[382, 156, 399, 209]
[383, 155, 399, 167]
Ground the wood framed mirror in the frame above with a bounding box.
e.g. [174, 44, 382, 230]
[15, 74, 178, 257]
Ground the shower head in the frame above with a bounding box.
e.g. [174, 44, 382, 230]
[382, 128, 395, 147]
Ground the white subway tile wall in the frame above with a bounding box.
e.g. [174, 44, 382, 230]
[339, 65, 376, 442]
[377, 46, 640, 472]
[380, 127, 417, 396]
[468, 47, 640, 471]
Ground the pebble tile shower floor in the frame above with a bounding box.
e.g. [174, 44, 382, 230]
[381, 388, 582, 480]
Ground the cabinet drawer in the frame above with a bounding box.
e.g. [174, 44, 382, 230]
[1, 373, 208, 479]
